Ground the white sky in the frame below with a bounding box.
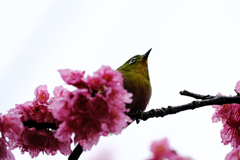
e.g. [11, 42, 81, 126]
[1, 1, 240, 160]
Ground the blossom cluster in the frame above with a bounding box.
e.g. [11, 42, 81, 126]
[225, 147, 240, 160]
[0, 65, 132, 158]
[6, 85, 72, 158]
[212, 80, 240, 160]
[0, 113, 17, 160]
[49, 65, 132, 150]
[148, 138, 192, 160]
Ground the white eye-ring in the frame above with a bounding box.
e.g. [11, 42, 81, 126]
[129, 58, 136, 64]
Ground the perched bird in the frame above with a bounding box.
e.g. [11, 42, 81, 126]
[68, 49, 152, 160]
[117, 48, 152, 113]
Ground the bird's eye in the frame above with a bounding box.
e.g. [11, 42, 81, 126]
[129, 58, 136, 64]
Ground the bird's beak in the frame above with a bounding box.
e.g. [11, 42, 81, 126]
[141, 48, 152, 61]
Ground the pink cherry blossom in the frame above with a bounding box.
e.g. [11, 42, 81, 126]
[53, 85, 70, 98]
[44, 111, 56, 124]
[11, 127, 71, 158]
[0, 116, 7, 159]
[14, 101, 33, 121]
[53, 65, 133, 151]
[30, 104, 49, 123]
[0, 113, 4, 133]
[0, 114, 15, 160]
[22, 128, 49, 150]
[48, 97, 71, 122]
[96, 65, 123, 87]
[0, 138, 7, 159]
[88, 148, 114, 160]
[49, 86, 70, 104]
[0, 138, 15, 160]
[13, 101, 50, 123]
[48, 86, 71, 121]
[58, 69, 86, 88]
[91, 94, 109, 120]
[69, 114, 102, 144]
[5, 85, 72, 157]
[149, 138, 174, 160]
[220, 104, 240, 148]
[212, 92, 240, 148]
[171, 155, 193, 160]
[33, 85, 49, 104]
[93, 66, 132, 107]
[71, 89, 92, 114]
[148, 138, 192, 160]
[225, 147, 240, 160]
[5, 65, 133, 156]
[2, 113, 24, 140]
[102, 109, 132, 135]
[212, 103, 233, 123]
[54, 111, 102, 148]
[79, 135, 100, 151]
[235, 80, 240, 94]
[12, 86, 51, 123]
[87, 68, 106, 91]
[54, 122, 72, 143]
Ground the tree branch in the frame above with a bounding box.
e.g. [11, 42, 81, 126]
[22, 120, 58, 130]
[68, 144, 83, 160]
[22, 90, 240, 160]
[126, 90, 240, 123]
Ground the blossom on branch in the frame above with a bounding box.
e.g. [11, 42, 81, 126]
[49, 85, 70, 104]
[0, 114, 16, 160]
[212, 81, 240, 149]
[0, 138, 15, 160]
[33, 85, 49, 104]
[2, 113, 24, 141]
[235, 80, 240, 95]
[7, 85, 72, 158]
[1, 65, 132, 158]
[225, 147, 240, 160]
[148, 138, 192, 160]
[50, 65, 133, 151]
[58, 69, 86, 88]
[212, 80, 240, 160]
[9, 127, 71, 157]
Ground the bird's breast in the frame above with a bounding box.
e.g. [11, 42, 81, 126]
[122, 72, 151, 113]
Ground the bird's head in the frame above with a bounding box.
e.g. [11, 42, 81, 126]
[117, 48, 152, 78]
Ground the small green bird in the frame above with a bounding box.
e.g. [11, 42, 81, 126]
[117, 49, 152, 113]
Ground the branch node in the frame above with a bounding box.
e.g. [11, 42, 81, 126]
[135, 110, 143, 124]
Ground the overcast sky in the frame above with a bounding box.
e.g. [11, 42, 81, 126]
[1, 1, 240, 160]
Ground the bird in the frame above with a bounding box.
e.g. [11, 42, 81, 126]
[68, 49, 152, 160]
[117, 48, 152, 113]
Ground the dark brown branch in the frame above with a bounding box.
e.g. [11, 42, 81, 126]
[179, 90, 215, 100]
[68, 144, 83, 160]
[126, 90, 240, 122]
[22, 120, 58, 130]
[22, 90, 240, 160]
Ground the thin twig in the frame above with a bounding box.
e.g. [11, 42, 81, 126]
[179, 90, 215, 100]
